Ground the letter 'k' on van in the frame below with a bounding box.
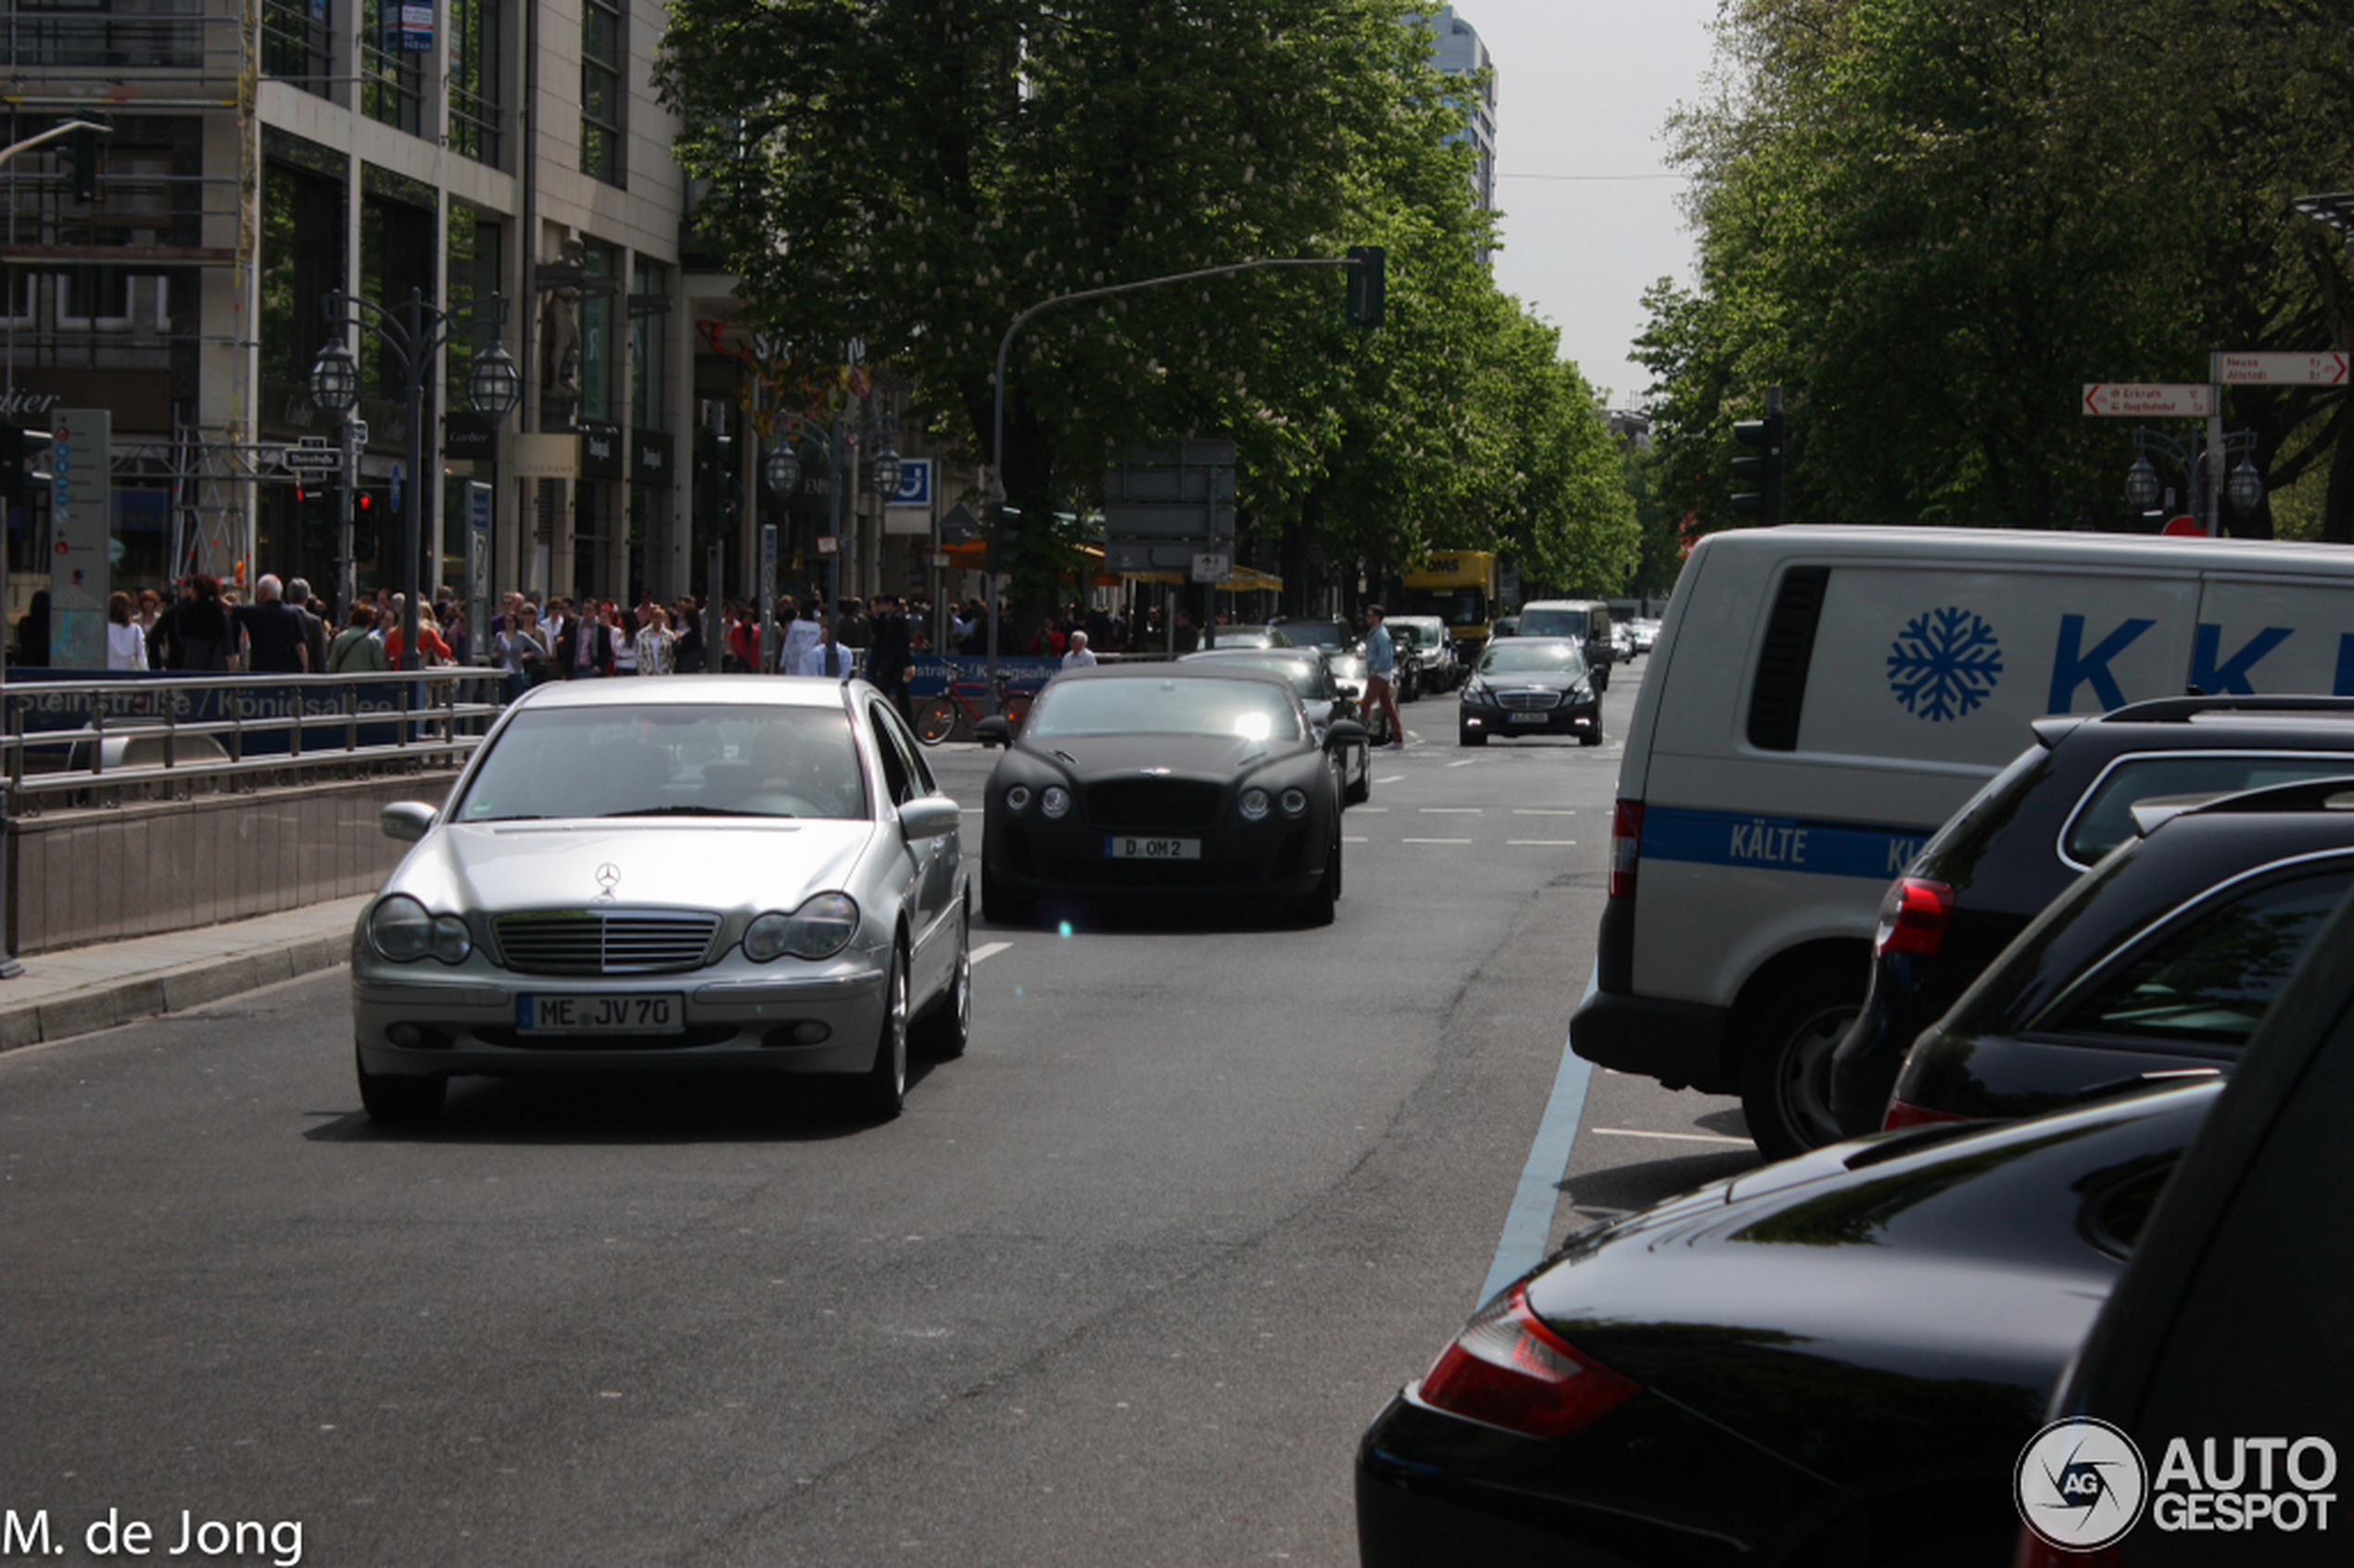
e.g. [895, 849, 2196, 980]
[1570, 525, 2354, 1158]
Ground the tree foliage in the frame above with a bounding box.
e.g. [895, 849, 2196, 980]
[1641, 0, 2354, 541]
[657, 1, 1638, 601]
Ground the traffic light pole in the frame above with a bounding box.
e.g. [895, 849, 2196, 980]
[985, 249, 1382, 687]
[337, 417, 366, 617]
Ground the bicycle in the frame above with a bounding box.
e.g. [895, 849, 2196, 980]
[914, 674, 1036, 746]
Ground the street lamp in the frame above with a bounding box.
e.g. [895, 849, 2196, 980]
[309, 290, 522, 672]
[2122, 425, 2260, 535]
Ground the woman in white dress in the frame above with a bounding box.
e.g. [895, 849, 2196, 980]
[105, 592, 148, 671]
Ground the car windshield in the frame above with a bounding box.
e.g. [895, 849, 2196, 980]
[1193, 653, 1326, 699]
[454, 704, 868, 822]
[1026, 677, 1303, 743]
[1480, 641, 1587, 675]
[1518, 608, 1589, 639]
[2065, 756, 2354, 865]
[1274, 621, 1348, 650]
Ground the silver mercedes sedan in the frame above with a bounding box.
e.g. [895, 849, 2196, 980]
[350, 677, 970, 1123]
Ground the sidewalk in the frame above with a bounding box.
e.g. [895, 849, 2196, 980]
[0, 894, 371, 1053]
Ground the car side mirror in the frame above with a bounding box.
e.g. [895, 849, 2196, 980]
[973, 715, 1012, 749]
[1326, 719, 1368, 747]
[898, 796, 962, 841]
[381, 801, 439, 842]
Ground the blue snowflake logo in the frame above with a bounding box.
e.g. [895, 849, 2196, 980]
[1888, 607, 2002, 721]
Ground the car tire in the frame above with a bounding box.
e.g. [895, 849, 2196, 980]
[912, 905, 971, 1061]
[850, 944, 909, 1121]
[1740, 967, 1864, 1160]
[1580, 723, 1604, 747]
[1345, 747, 1371, 804]
[982, 863, 1032, 927]
[1300, 833, 1340, 927]
[356, 1048, 445, 1123]
[1459, 727, 1486, 747]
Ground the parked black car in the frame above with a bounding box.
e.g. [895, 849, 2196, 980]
[1883, 776, 2354, 1131]
[1266, 616, 1370, 714]
[2026, 889, 2354, 1567]
[1828, 696, 2354, 1139]
[1357, 1081, 2222, 1566]
[1457, 638, 1601, 747]
[975, 663, 1359, 926]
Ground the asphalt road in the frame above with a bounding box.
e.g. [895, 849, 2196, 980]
[1, 664, 1757, 1566]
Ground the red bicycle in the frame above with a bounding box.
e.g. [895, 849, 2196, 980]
[915, 674, 1036, 746]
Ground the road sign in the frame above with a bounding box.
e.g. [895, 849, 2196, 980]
[2082, 384, 2214, 418]
[1191, 552, 1233, 584]
[2212, 351, 2349, 386]
[887, 456, 933, 508]
[283, 442, 341, 473]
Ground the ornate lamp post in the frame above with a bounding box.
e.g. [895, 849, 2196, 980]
[2124, 426, 2261, 536]
[766, 407, 899, 663]
[309, 293, 522, 672]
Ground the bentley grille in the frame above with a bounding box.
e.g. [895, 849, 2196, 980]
[493, 911, 723, 975]
[1085, 778, 1222, 829]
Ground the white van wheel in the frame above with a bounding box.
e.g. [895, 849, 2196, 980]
[1740, 970, 1861, 1160]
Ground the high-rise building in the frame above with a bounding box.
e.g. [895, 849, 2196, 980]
[1424, 7, 1497, 223]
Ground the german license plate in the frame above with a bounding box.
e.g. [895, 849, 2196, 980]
[1105, 836, 1201, 860]
[1508, 711, 1550, 725]
[516, 993, 685, 1034]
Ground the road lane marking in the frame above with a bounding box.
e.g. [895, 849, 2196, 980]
[1374, 775, 1404, 784]
[1400, 838, 1474, 845]
[1418, 807, 1482, 814]
[1588, 1127, 1753, 1146]
[1446, 759, 1477, 768]
[1482, 1028, 1594, 1306]
[1512, 808, 1578, 816]
[1506, 839, 1577, 847]
[971, 942, 1013, 964]
[1343, 836, 1370, 843]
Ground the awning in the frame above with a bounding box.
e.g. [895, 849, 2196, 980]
[1122, 566, 1284, 593]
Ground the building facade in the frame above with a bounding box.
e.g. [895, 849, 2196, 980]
[3, 0, 938, 660]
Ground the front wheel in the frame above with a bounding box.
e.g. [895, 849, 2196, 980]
[1740, 968, 1865, 1160]
[914, 698, 960, 746]
[849, 946, 909, 1121]
[1580, 723, 1604, 747]
[1299, 833, 1340, 927]
[356, 1048, 445, 1123]
[982, 863, 1033, 927]
[913, 906, 971, 1061]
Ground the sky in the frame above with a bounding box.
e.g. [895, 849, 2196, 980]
[1449, 1, 1728, 408]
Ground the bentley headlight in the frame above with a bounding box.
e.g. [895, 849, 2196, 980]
[1042, 786, 1072, 819]
[1005, 784, 1033, 813]
[1239, 788, 1272, 821]
[1280, 789, 1309, 818]
[745, 892, 861, 963]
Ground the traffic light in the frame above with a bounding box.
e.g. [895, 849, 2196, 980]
[1731, 410, 1784, 525]
[1346, 245, 1386, 329]
[987, 502, 1021, 571]
[297, 482, 339, 555]
[69, 126, 99, 204]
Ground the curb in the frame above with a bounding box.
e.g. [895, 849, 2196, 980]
[0, 931, 351, 1054]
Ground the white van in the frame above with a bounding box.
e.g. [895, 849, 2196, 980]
[1571, 525, 2354, 1157]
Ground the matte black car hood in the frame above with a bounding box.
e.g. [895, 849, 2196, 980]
[1520, 1085, 2216, 1490]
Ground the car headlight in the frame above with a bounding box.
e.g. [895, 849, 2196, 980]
[744, 891, 861, 962]
[368, 893, 470, 965]
[1239, 788, 1272, 821]
[1280, 789, 1309, 817]
[1463, 678, 1487, 701]
[1042, 786, 1072, 819]
[1005, 784, 1033, 812]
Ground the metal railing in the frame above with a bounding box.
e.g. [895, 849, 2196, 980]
[2, 669, 505, 810]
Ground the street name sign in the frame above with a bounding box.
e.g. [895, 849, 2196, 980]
[2082, 384, 2214, 418]
[2212, 351, 2349, 386]
[283, 439, 341, 472]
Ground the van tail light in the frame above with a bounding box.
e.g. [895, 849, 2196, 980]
[1415, 1282, 1641, 1438]
[1608, 800, 1644, 899]
[1875, 877, 1955, 958]
[1882, 1098, 1973, 1132]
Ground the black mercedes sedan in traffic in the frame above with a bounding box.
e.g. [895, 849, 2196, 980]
[975, 663, 1361, 926]
[1456, 637, 1601, 747]
[1357, 1081, 2221, 1566]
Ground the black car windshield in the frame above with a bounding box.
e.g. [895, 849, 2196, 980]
[1481, 641, 1588, 676]
[1027, 678, 1303, 743]
[455, 704, 868, 822]
[2065, 756, 2354, 865]
[1191, 652, 1327, 699]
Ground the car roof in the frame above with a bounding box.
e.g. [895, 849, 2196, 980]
[512, 673, 856, 711]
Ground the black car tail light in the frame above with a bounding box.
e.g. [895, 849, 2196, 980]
[1608, 800, 1644, 899]
[1415, 1282, 1640, 1438]
[1882, 1097, 1973, 1132]
[1875, 877, 1955, 957]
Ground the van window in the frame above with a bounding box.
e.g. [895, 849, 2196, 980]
[1747, 566, 1831, 752]
[1519, 607, 1589, 639]
[2063, 755, 2354, 866]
